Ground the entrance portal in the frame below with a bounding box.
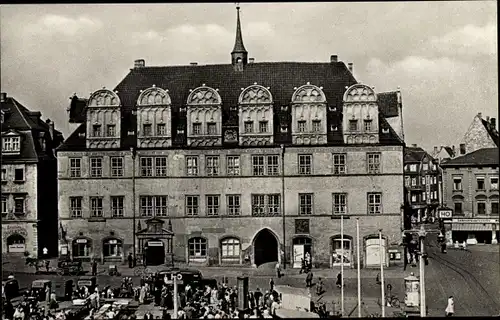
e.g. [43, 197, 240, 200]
[253, 229, 278, 267]
[145, 239, 165, 266]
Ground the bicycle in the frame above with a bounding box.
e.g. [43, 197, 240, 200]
[385, 295, 401, 308]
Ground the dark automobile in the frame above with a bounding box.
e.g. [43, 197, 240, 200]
[157, 268, 204, 289]
[2, 278, 20, 301]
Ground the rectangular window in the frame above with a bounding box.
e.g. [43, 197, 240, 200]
[268, 194, 281, 215]
[90, 197, 103, 217]
[155, 196, 168, 217]
[477, 202, 486, 215]
[421, 177, 426, 185]
[107, 124, 115, 137]
[411, 194, 417, 203]
[157, 123, 166, 136]
[490, 177, 498, 190]
[423, 163, 429, 171]
[477, 177, 485, 190]
[193, 123, 202, 135]
[1, 168, 6, 181]
[227, 195, 241, 216]
[491, 202, 499, 215]
[1, 196, 7, 214]
[2, 136, 21, 152]
[454, 202, 463, 215]
[206, 156, 220, 176]
[14, 168, 24, 181]
[252, 155, 265, 176]
[267, 155, 279, 176]
[110, 157, 123, 177]
[143, 124, 152, 136]
[410, 164, 417, 172]
[349, 120, 358, 131]
[69, 197, 82, 218]
[333, 154, 346, 174]
[186, 196, 199, 216]
[298, 120, 307, 133]
[411, 177, 417, 186]
[90, 158, 102, 178]
[186, 156, 199, 176]
[453, 177, 462, 191]
[422, 192, 426, 201]
[333, 193, 347, 215]
[367, 153, 381, 174]
[206, 195, 220, 216]
[69, 158, 81, 178]
[364, 120, 372, 131]
[14, 197, 25, 214]
[251, 195, 266, 216]
[227, 156, 240, 176]
[405, 176, 410, 187]
[244, 121, 253, 133]
[312, 120, 321, 132]
[140, 157, 153, 177]
[368, 193, 382, 214]
[298, 154, 312, 175]
[111, 196, 124, 217]
[155, 157, 167, 177]
[259, 121, 268, 133]
[140, 196, 153, 217]
[207, 122, 217, 135]
[92, 125, 101, 137]
[299, 193, 313, 215]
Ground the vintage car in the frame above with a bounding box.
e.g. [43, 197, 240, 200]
[77, 276, 97, 292]
[2, 278, 20, 301]
[156, 268, 208, 290]
[31, 279, 52, 301]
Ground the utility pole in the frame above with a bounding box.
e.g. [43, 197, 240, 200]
[130, 147, 137, 266]
[356, 218, 361, 318]
[280, 144, 286, 269]
[173, 273, 178, 319]
[341, 214, 344, 316]
[379, 229, 385, 317]
[418, 226, 427, 317]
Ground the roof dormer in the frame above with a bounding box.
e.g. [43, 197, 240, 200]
[2, 130, 21, 155]
[342, 84, 379, 145]
[238, 83, 274, 146]
[291, 83, 327, 145]
[86, 88, 122, 149]
[186, 85, 223, 147]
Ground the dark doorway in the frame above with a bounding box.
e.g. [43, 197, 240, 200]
[145, 240, 165, 266]
[254, 229, 278, 267]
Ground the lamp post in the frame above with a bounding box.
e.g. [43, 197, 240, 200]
[280, 144, 286, 269]
[130, 146, 137, 266]
[379, 229, 385, 318]
[356, 218, 361, 318]
[418, 225, 427, 317]
[340, 214, 344, 316]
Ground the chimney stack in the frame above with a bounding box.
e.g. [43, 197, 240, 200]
[452, 145, 456, 156]
[330, 55, 338, 63]
[491, 118, 496, 129]
[348, 63, 353, 73]
[0, 92, 6, 102]
[434, 146, 438, 154]
[459, 143, 466, 155]
[190, 62, 198, 66]
[248, 58, 255, 64]
[134, 59, 145, 68]
[46, 119, 54, 140]
[477, 112, 482, 119]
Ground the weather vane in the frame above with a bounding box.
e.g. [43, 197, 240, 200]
[235, 2, 240, 10]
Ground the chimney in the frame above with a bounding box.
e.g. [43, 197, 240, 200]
[0, 92, 6, 102]
[348, 63, 353, 73]
[491, 118, 496, 129]
[452, 145, 456, 155]
[412, 143, 417, 147]
[459, 143, 466, 155]
[330, 55, 338, 63]
[134, 59, 145, 68]
[248, 58, 255, 64]
[46, 119, 54, 140]
[190, 62, 198, 66]
[486, 116, 490, 122]
[477, 112, 482, 119]
[434, 146, 438, 154]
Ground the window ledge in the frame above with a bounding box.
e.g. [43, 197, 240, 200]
[88, 217, 106, 222]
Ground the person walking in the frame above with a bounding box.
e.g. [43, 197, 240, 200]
[275, 262, 281, 279]
[336, 272, 342, 288]
[269, 278, 274, 292]
[91, 259, 98, 276]
[445, 296, 454, 317]
[305, 270, 313, 288]
[128, 253, 134, 268]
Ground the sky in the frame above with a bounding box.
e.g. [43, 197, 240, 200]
[1, 2, 497, 153]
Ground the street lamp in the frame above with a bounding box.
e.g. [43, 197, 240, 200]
[280, 144, 286, 269]
[418, 225, 427, 317]
[130, 146, 137, 266]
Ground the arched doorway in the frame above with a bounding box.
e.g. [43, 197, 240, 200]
[292, 237, 312, 268]
[145, 239, 165, 266]
[253, 229, 278, 267]
[7, 234, 26, 253]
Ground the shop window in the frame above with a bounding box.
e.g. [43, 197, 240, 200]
[332, 237, 352, 266]
[103, 238, 123, 258]
[72, 238, 92, 258]
[188, 237, 207, 262]
[221, 238, 240, 259]
[7, 234, 26, 253]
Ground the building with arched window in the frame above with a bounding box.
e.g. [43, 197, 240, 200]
[57, 7, 405, 267]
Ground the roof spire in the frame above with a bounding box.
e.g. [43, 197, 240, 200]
[231, 4, 248, 67]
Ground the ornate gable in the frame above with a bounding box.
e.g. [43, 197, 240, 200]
[238, 83, 274, 146]
[136, 86, 173, 148]
[291, 83, 327, 145]
[86, 88, 122, 149]
[186, 85, 222, 147]
[342, 84, 379, 145]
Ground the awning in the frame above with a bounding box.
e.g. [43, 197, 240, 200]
[452, 223, 492, 231]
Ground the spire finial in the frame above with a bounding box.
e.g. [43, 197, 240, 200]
[231, 2, 248, 67]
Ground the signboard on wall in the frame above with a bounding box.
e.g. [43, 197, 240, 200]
[425, 175, 431, 204]
[438, 209, 453, 219]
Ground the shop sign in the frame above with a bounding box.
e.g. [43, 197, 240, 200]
[147, 241, 164, 247]
[76, 238, 88, 243]
[108, 240, 117, 244]
[438, 209, 453, 219]
[452, 218, 499, 224]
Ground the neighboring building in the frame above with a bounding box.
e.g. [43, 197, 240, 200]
[459, 113, 498, 156]
[441, 148, 499, 244]
[403, 145, 440, 224]
[432, 145, 455, 163]
[1, 92, 64, 258]
[57, 8, 405, 269]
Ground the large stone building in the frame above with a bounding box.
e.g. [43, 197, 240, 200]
[1, 92, 63, 258]
[57, 8, 406, 268]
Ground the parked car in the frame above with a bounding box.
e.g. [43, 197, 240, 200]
[2, 278, 20, 301]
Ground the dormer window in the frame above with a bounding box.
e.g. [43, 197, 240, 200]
[207, 123, 217, 135]
[107, 124, 116, 137]
[298, 121, 307, 133]
[143, 124, 152, 137]
[157, 124, 166, 136]
[2, 136, 21, 153]
[364, 120, 372, 131]
[312, 120, 321, 132]
[244, 121, 253, 133]
[349, 120, 358, 131]
[193, 123, 202, 135]
[259, 121, 268, 133]
[92, 125, 102, 137]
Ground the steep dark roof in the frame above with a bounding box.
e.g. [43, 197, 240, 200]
[377, 91, 400, 118]
[404, 146, 433, 163]
[441, 148, 499, 167]
[443, 146, 455, 158]
[58, 61, 405, 151]
[481, 119, 499, 147]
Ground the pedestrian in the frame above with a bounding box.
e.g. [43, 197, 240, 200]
[445, 296, 454, 317]
[316, 277, 324, 295]
[299, 258, 305, 274]
[128, 253, 134, 268]
[45, 259, 50, 272]
[275, 262, 281, 279]
[306, 270, 313, 288]
[336, 272, 342, 288]
[269, 278, 274, 292]
[91, 259, 98, 276]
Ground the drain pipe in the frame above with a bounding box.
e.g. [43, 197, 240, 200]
[281, 144, 286, 269]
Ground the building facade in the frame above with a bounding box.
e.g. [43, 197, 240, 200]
[1, 92, 63, 258]
[57, 8, 406, 268]
[403, 145, 441, 224]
